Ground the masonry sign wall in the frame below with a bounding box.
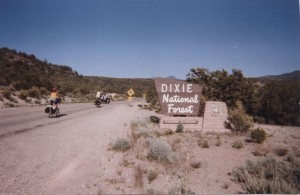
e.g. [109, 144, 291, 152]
[154, 78, 202, 116]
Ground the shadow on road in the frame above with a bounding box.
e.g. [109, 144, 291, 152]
[57, 114, 67, 118]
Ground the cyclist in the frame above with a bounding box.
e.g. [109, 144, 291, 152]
[50, 88, 60, 109]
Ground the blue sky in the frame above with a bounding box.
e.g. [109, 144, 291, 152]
[0, 0, 299, 79]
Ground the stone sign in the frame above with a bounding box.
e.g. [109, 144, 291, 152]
[154, 78, 202, 116]
[202, 101, 230, 133]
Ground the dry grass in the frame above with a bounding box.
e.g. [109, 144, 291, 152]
[107, 118, 300, 194]
[232, 157, 299, 193]
[134, 165, 144, 188]
[106, 177, 125, 185]
[252, 145, 269, 156]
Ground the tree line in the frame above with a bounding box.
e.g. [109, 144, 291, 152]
[186, 68, 300, 126]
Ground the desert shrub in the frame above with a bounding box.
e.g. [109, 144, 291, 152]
[222, 182, 230, 189]
[286, 154, 295, 163]
[4, 102, 15, 107]
[150, 116, 160, 124]
[163, 129, 174, 136]
[28, 86, 41, 98]
[200, 140, 209, 148]
[18, 90, 29, 100]
[130, 120, 148, 135]
[251, 128, 267, 144]
[275, 147, 289, 157]
[175, 122, 184, 133]
[147, 170, 158, 183]
[39, 87, 49, 96]
[112, 138, 131, 151]
[155, 129, 174, 137]
[294, 149, 300, 157]
[232, 157, 300, 193]
[215, 136, 222, 147]
[136, 127, 151, 138]
[190, 160, 202, 169]
[147, 138, 177, 163]
[34, 99, 41, 104]
[252, 145, 269, 156]
[232, 140, 244, 149]
[131, 120, 140, 130]
[2, 88, 11, 99]
[228, 101, 253, 133]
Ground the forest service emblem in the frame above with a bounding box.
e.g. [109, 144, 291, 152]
[211, 105, 221, 116]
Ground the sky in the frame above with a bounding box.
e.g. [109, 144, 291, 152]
[0, 0, 299, 79]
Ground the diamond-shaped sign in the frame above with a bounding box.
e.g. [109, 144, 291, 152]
[127, 88, 134, 97]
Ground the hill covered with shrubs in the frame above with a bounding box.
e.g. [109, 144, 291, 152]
[0, 47, 154, 102]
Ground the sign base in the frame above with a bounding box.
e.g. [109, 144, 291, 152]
[160, 116, 203, 131]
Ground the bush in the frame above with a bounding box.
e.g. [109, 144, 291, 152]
[275, 147, 289, 157]
[2, 88, 11, 99]
[251, 128, 267, 144]
[232, 157, 300, 193]
[150, 116, 160, 124]
[199, 140, 209, 148]
[28, 86, 41, 98]
[175, 122, 184, 133]
[215, 136, 222, 147]
[190, 160, 202, 169]
[148, 138, 177, 163]
[228, 101, 253, 133]
[136, 127, 151, 138]
[112, 138, 131, 151]
[147, 170, 158, 183]
[232, 140, 244, 149]
[19, 90, 29, 100]
[252, 145, 269, 156]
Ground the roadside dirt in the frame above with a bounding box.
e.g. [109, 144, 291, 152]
[0, 100, 299, 194]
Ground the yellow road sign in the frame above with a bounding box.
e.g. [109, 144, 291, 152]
[127, 88, 134, 97]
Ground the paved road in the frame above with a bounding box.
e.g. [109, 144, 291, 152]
[0, 102, 114, 138]
[0, 99, 150, 194]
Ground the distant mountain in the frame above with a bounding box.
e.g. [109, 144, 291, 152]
[166, 76, 179, 80]
[254, 70, 300, 83]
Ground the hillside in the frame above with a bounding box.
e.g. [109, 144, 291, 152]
[0, 47, 154, 99]
[254, 70, 300, 83]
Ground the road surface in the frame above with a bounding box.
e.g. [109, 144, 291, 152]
[0, 99, 150, 194]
